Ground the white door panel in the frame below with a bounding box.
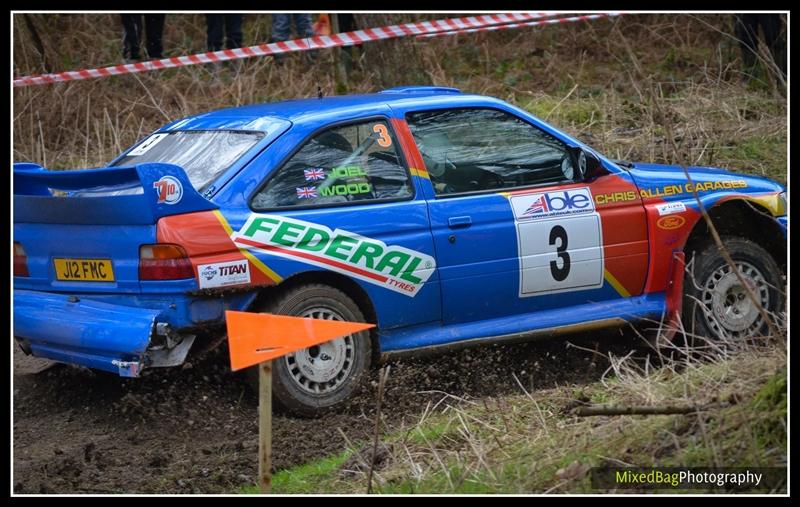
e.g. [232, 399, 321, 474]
[515, 213, 604, 297]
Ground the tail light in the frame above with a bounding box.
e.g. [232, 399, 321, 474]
[139, 244, 194, 280]
[14, 242, 29, 277]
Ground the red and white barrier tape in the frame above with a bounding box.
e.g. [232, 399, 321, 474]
[417, 12, 621, 38]
[13, 12, 617, 88]
[402, 11, 566, 36]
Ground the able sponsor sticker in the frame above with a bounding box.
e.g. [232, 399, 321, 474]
[231, 214, 436, 297]
[197, 260, 251, 289]
[511, 188, 595, 221]
[655, 202, 687, 216]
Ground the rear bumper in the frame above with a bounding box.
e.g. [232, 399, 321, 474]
[15, 290, 162, 376]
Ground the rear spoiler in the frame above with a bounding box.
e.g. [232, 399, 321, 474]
[13, 162, 218, 225]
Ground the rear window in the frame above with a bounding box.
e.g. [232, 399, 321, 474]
[113, 130, 265, 192]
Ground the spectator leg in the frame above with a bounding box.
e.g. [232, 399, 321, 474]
[224, 14, 244, 49]
[293, 13, 315, 38]
[144, 14, 165, 59]
[121, 14, 142, 60]
[206, 14, 225, 51]
[271, 14, 291, 42]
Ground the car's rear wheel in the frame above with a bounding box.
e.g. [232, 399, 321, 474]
[247, 283, 372, 417]
[683, 237, 783, 345]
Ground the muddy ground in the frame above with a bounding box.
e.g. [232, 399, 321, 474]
[13, 328, 654, 494]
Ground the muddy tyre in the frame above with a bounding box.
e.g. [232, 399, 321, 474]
[247, 283, 372, 418]
[683, 237, 783, 344]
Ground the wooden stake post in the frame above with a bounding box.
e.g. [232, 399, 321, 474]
[330, 14, 349, 92]
[225, 311, 375, 494]
[258, 360, 272, 494]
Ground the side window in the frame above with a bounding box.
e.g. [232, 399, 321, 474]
[406, 108, 574, 196]
[252, 119, 413, 209]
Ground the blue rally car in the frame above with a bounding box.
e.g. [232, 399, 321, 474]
[14, 86, 787, 416]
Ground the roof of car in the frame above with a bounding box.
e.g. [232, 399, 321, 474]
[160, 87, 502, 132]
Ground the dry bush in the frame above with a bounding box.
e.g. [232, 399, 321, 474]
[13, 13, 786, 184]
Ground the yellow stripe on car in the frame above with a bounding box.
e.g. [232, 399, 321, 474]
[409, 167, 430, 180]
[213, 210, 282, 283]
[604, 269, 631, 298]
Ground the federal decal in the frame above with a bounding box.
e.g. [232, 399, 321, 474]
[231, 215, 436, 297]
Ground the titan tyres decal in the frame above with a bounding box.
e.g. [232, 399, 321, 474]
[197, 259, 251, 289]
[231, 215, 436, 296]
[509, 188, 604, 297]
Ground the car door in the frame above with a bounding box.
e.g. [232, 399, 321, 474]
[400, 106, 649, 326]
[221, 114, 442, 331]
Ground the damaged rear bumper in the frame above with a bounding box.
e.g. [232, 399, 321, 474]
[13, 289, 194, 377]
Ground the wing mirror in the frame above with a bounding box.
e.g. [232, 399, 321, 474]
[568, 147, 603, 181]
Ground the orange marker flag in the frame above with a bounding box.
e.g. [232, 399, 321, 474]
[225, 311, 375, 371]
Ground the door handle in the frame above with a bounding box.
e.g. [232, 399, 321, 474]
[448, 216, 472, 229]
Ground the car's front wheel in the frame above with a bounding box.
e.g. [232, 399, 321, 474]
[683, 237, 784, 344]
[248, 283, 372, 417]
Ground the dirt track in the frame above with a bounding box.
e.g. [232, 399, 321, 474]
[13, 329, 650, 494]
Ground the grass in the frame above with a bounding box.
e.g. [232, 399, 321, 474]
[240, 450, 351, 494]
[240, 340, 786, 494]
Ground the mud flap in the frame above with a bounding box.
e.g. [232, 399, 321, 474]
[662, 251, 686, 343]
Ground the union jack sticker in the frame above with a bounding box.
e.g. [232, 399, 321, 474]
[304, 167, 326, 181]
[296, 187, 318, 199]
